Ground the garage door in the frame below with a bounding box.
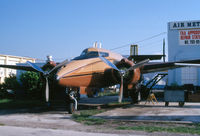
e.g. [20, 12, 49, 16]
[181, 67, 198, 85]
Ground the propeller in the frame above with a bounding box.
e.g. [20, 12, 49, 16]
[27, 59, 69, 104]
[99, 57, 149, 103]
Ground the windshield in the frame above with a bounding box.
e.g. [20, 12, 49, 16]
[73, 49, 109, 60]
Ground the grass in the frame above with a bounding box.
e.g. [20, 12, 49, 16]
[0, 123, 5, 126]
[72, 109, 106, 125]
[116, 124, 200, 135]
[0, 99, 45, 109]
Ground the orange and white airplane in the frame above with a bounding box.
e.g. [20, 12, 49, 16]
[1, 47, 200, 113]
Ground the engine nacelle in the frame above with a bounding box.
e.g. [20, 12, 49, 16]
[113, 58, 141, 85]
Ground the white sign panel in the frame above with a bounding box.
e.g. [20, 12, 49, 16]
[170, 20, 200, 30]
[179, 29, 200, 45]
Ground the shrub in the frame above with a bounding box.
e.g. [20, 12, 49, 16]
[3, 74, 20, 90]
[0, 74, 20, 98]
[19, 71, 43, 99]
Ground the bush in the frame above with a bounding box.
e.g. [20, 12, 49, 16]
[0, 74, 20, 98]
[3, 74, 20, 90]
[19, 71, 43, 99]
[0, 84, 7, 98]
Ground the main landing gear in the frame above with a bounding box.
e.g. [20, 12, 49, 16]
[66, 88, 80, 114]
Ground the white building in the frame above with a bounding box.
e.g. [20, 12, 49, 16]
[168, 20, 200, 86]
[0, 54, 35, 83]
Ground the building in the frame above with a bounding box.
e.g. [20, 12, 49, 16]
[168, 20, 200, 86]
[0, 54, 36, 83]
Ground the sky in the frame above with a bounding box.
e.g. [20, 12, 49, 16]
[0, 0, 200, 62]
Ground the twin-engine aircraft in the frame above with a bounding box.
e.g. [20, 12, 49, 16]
[1, 47, 200, 113]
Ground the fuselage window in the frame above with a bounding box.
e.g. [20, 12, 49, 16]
[99, 52, 109, 57]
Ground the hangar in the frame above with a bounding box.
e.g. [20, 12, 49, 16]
[168, 20, 200, 86]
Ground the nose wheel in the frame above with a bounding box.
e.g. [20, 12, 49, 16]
[66, 88, 79, 114]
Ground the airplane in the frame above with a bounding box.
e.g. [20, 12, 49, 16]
[1, 47, 200, 113]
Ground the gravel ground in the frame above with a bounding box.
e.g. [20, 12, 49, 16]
[0, 110, 198, 136]
[0, 96, 199, 136]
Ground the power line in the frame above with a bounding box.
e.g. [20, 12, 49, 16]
[110, 32, 167, 51]
[139, 39, 163, 47]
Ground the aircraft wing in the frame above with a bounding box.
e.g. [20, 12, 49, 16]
[141, 59, 200, 74]
[127, 55, 164, 62]
[0, 64, 38, 72]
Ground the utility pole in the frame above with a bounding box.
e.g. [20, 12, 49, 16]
[163, 38, 166, 62]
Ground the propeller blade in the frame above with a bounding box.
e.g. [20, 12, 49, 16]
[118, 75, 123, 103]
[126, 59, 150, 72]
[45, 77, 49, 102]
[99, 57, 126, 103]
[27, 61, 45, 74]
[99, 56, 120, 71]
[48, 59, 69, 74]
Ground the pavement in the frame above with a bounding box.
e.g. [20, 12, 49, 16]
[0, 96, 200, 136]
[94, 101, 200, 123]
[80, 96, 200, 123]
[0, 126, 145, 136]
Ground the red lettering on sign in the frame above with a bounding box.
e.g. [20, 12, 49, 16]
[180, 31, 186, 35]
[181, 35, 191, 40]
[192, 35, 200, 39]
[188, 31, 200, 35]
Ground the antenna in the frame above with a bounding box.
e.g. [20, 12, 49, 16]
[99, 42, 102, 48]
[93, 41, 98, 48]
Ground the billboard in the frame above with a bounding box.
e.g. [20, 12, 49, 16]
[170, 20, 200, 30]
[179, 29, 200, 45]
[168, 20, 200, 86]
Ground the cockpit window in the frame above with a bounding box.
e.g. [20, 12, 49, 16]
[73, 49, 109, 60]
[80, 49, 88, 56]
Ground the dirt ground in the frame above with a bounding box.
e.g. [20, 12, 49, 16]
[0, 109, 198, 136]
[0, 96, 200, 136]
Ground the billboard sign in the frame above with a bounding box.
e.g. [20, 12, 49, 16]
[170, 20, 200, 30]
[179, 29, 200, 45]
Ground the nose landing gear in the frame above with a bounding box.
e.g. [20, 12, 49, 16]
[66, 88, 80, 114]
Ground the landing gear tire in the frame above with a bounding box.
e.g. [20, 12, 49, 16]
[68, 102, 75, 114]
[179, 102, 184, 107]
[66, 88, 78, 114]
[165, 102, 169, 107]
[130, 91, 139, 104]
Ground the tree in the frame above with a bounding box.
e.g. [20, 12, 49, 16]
[20, 71, 43, 99]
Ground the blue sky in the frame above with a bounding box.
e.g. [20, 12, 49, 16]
[0, 0, 200, 61]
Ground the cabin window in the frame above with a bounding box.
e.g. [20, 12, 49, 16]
[99, 52, 109, 57]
